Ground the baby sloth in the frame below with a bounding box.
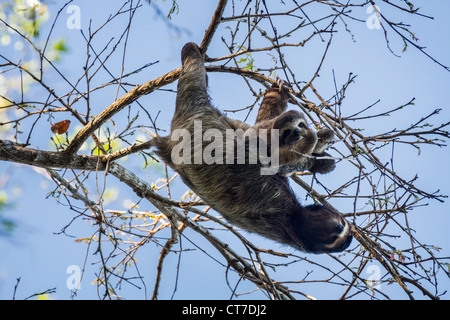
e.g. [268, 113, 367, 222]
[252, 83, 336, 176]
[250, 109, 333, 174]
[153, 42, 352, 253]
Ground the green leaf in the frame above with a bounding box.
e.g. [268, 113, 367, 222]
[52, 38, 68, 52]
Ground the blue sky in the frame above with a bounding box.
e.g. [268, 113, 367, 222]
[0, 0, 449, 300]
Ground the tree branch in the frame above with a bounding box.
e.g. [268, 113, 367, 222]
[60, 67, 181, 158]
[200, 0, 229, 52]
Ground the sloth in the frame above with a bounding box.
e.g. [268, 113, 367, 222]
[252, 83, 337, 176]
[153, 42, 352, 253]
[227, 98, 335, 175]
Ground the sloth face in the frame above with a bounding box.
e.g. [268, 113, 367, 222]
[273, 110, 309, 146]
[290, 205, 353, 253]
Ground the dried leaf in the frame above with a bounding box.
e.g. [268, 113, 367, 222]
[51, 120, 71, 134]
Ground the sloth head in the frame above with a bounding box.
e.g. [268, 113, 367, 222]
[288, 205, 353, 253]
[273, 110, 309, 146]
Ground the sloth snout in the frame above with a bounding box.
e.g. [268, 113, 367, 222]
[336, 223, 345, 233]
